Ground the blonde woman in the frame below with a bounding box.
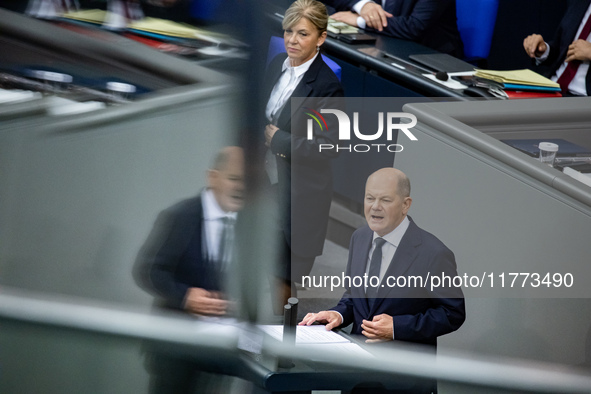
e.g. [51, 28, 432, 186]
[264, 0, 344, 302]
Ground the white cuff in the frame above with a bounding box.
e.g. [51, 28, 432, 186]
[357, 16, 366, 29]
[333, 311, 345, 327]
[535, 42, 550, 65]
[353, 0, 372, 14]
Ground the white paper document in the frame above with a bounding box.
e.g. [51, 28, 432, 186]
[260, 324, 350, 344]
[325, 342, 374, 358]
[259, 325, 374, 358]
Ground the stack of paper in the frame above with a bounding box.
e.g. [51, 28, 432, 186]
[475, 69, 560, 88]
[260, 324, 349, 344]
[63, 10, 241, 49]
[64, 9, 215, 39]
[0, 88, 42, 105]
[474, 69, 562, 99]
[259, 325, 373, 358]
[62, 9, 107, 24]
[563, 166, 591, 187]
[128, 18, 231, 44]
[328, 19, 358, 34]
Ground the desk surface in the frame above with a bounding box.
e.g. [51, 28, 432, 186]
[324, 33, 471, 98]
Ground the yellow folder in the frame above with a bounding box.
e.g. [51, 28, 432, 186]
[474, 69, 560, 88]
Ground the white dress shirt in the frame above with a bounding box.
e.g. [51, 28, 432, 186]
[202, 189, 237, 263]
[364, 216, 410, 288]
[537, 3, 591, 96]
[265, 52, 319, 123]
[264, 52, 319, 184]
[353, 0, 387, 30]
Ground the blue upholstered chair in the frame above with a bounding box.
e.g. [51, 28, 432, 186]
[266, 36, 342, 81]
[456, 0, 499, 62]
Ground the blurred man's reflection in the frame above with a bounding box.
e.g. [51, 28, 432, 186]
[134, 146, 244, 393]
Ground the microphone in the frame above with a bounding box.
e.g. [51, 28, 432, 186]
[435, 71, 449, 81]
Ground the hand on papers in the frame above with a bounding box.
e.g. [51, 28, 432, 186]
[299, 311, 343, 330]
[330, 11, 359, 28]
[565, 39, 591, 63]
[265, 124, 279, 148]
[523, 34, 547, 58]
[359, 2, 392, 31]
[361, 314, 393, 343]
[184, 287, 228, 316]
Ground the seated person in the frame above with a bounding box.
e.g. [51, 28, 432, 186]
[325, 0, 464, 57]
[523, 0, 591, 96]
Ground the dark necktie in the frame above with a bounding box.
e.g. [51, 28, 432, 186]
[556, 13, 591, 93]
[366, 238, 386, 302]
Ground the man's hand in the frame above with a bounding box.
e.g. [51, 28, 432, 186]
[330, 11, 359, 28]
[523, 34, 547, 58]
[299, 311, 343, 330]
[265, 124, 279, 147]
[359, 2, 392, 31]
[565, 39, 591, 63]
[361, 314, 393, 343]
[183, 287, 228, 316]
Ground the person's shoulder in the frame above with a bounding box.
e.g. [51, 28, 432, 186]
[147, 195, 202, 238]
[165, 195, 203, 216]
[316, 56, 342, 81]
[351, 224, 372, 240]
[311, 57, 344, 96]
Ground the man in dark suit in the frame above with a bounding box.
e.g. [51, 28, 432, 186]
[135, 146, 244, 315]
[326, 0, 464, 57]
[300, 167, 465, 348]
[133, 146, 244, 394]
[523, 0, 591, 96]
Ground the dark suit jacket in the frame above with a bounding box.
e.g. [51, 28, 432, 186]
[265, 53, 344, 260]
[332, 217, 465, 346]
[134, 195, 223, 311]
[539, 0, 591, 95]
[328, 0, 463, 57]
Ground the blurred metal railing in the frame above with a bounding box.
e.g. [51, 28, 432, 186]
[1, 286, 590, 393]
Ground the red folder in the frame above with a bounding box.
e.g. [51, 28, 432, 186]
[504, 90, 563, 99]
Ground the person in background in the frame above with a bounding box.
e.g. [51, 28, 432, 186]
[264, 0, 344, 307]
[134, 146, 244, 393]
[523, 0, 591, 96]
[325, 0, 463, 58]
